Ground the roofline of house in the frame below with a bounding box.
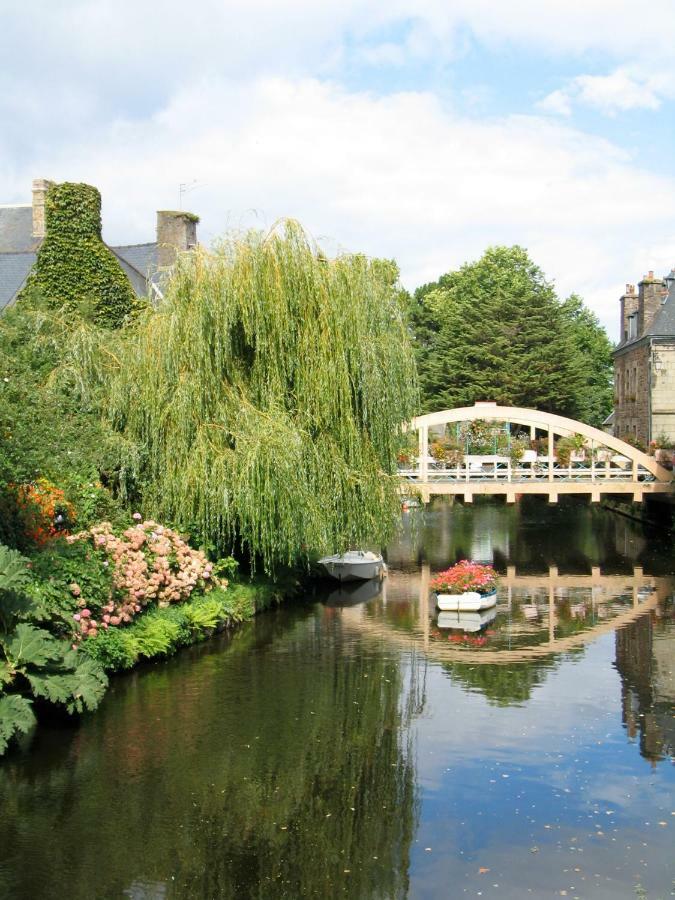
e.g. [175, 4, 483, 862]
[613, 333, 675, 357]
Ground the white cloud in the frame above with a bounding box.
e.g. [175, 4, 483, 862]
[7, 76, 673, 340]
[2, 2, 675, 342]
[539, 67, 673, 117]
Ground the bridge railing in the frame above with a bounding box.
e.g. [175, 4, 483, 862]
[398, 457, 657, 483]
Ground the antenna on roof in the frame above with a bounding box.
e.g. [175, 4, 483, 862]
[178, 180, 200, 209]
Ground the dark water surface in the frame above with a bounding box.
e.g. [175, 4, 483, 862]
[1, 499, 674, 899]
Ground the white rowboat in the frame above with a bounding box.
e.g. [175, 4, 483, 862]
[319, 551, 386, 582]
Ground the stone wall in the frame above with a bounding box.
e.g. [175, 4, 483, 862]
[650, 341, 675, 444]
[614, 343, 651, 445]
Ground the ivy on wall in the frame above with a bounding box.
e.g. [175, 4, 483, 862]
[20, 183, 137, 328]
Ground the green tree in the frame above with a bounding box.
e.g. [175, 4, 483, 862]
[77, 222, 418, 571]
[560, 294, 614, 427]
[410, 246, 608, 424]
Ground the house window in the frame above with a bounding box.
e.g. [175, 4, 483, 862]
[628, 315, 637, 340]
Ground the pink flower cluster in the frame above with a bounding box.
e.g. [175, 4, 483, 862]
[430, 560, 498, 595]
[67, 520, 219, 641]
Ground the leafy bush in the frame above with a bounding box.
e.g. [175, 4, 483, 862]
[66, 520, 221, 642]
[0, 543, 108, 755]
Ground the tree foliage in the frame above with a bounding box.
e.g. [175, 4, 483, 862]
[410, 246, 612, 425]
[0, 291, 127, 549]
[81, 223, 418, 570]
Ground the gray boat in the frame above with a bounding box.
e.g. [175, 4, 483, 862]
[318, 550, 386, 582]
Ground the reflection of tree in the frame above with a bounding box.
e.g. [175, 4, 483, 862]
[0, 607, 418, 900]
[441, 657, 558, 706]
[615, 611, 675, 765]
[389, 495, 670, 577]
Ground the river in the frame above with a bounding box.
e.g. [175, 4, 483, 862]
[1, 499, 674, 899]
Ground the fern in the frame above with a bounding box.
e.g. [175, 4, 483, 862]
[133, 618, 180, 658]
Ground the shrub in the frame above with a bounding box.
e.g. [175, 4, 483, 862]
[66, 520, 221, 642]
[0, 543, 108, 755]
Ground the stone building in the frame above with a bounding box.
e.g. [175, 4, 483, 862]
[613, 268, 675, 446]
[0, 178, 199, 311]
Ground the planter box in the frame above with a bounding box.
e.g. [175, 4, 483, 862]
[435, 589, 497, 612]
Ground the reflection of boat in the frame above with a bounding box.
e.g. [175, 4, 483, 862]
[319, 551, 386, 582]
[437, 607, 497, 632]
[435, 589, 497, 611]
[324, 578, 384, 606]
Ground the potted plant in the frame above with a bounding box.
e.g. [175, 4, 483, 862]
[430, 560, 498, 611]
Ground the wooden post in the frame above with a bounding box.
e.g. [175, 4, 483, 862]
[419, 425, 428, 483]
[548, 427, 554, 482]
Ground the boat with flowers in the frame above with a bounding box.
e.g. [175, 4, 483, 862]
[431, 560, 498, 612]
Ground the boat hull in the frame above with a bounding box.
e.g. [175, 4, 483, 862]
[435, 589, 497, 612]
[319, 552, 386, 582]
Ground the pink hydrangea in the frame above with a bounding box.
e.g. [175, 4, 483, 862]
[68, 519, 226, 640]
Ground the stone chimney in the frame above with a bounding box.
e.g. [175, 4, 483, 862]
[620, 283, 638, 342]
[156, 210, 199, 268]
[31, 177, 54, 239]
[637, 271, 665, 337]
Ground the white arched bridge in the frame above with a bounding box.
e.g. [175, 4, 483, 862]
[399, 402, 673, 503]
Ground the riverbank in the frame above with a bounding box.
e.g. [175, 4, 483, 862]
[81, 577, 295, 674]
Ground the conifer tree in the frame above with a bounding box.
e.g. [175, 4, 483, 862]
[411, 246, 608, 423]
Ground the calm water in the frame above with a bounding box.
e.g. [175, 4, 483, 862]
[1, 499, 674, 899]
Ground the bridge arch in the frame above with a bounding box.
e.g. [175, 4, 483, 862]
[402, 402, 672, 501]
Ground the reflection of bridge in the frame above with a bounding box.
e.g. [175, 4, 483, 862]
[340, 565, 670, 665]
[399, 403, 673, 503]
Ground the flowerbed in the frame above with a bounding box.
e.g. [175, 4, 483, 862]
[66, 519, 223, 643]
[430, 560, 498, 595]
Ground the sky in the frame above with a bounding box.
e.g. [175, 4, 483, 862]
[1, 1, 675, 338]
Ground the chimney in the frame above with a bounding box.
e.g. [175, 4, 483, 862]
[620, 283, 638, 342]
[637, 271, 665, 337]
[156, 210, 199, 268]
[31, 177, 54, 239]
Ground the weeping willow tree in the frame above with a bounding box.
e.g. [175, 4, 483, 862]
[98, 223, 418, 570]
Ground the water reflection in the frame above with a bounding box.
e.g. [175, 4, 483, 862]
[0, 608, 418, 900]
[1, 500, 674, 899]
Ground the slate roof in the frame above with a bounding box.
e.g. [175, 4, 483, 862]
[0, 252, 38, 311]
[0, 205, 40, 252]
[111, 243, 159, 298]
[1, 203, 165, 309]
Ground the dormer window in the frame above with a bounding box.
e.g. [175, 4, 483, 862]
[628, 314, 637, 340]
